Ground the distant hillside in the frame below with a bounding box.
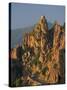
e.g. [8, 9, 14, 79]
[11, 26, 34, 48]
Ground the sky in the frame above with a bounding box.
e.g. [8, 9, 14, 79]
[11, 3, 65, 30]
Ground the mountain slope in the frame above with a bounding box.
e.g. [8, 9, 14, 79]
[11, 26, 34, 48]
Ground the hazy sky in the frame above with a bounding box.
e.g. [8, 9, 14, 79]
[11, 3, 65, 30]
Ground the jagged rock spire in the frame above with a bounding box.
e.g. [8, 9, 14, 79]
[53, 21, 61, 48]
[40, 16, 48, 33]
[34, 16, 48, 34]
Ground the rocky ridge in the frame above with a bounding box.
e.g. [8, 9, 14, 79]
[10, 16, 65, 86]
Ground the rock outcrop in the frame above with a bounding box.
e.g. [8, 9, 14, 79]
[10, 16, 65, 86]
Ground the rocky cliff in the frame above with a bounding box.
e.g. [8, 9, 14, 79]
[10, 16, 65, 86]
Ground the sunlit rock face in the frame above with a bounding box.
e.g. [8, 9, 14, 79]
[10, 16, 65, 86]
[11, 48, 17, 60]
[51, 22, 65, 83]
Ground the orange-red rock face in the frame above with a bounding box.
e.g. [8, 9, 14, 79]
[11, 48, 17, 60]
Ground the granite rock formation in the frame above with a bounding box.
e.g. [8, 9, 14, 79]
[10, 16, 65, 86]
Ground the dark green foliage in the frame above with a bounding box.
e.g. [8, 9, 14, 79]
[47, 51, 52, 61]
[34, 71, 40, 77]
[27, 67, 32, 74]
[48, 27, 54, 48]
[38, 62, 42, 70]
[11, 78, 22, 87]
[59, 49, 65, 61]
[15, 78, 22, 87]
[32, 58, 38, 66]
[31, 54, 40, 66]
[11, 60, 23, 87]
[16, 46, 24, 60]
[42, 67, 49, 75]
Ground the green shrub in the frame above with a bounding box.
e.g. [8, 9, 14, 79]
[12, 78, 22, 87]
[32, 54, 40, 66]
[42, 67, 49, 75]
[47, 51, 52, 61]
